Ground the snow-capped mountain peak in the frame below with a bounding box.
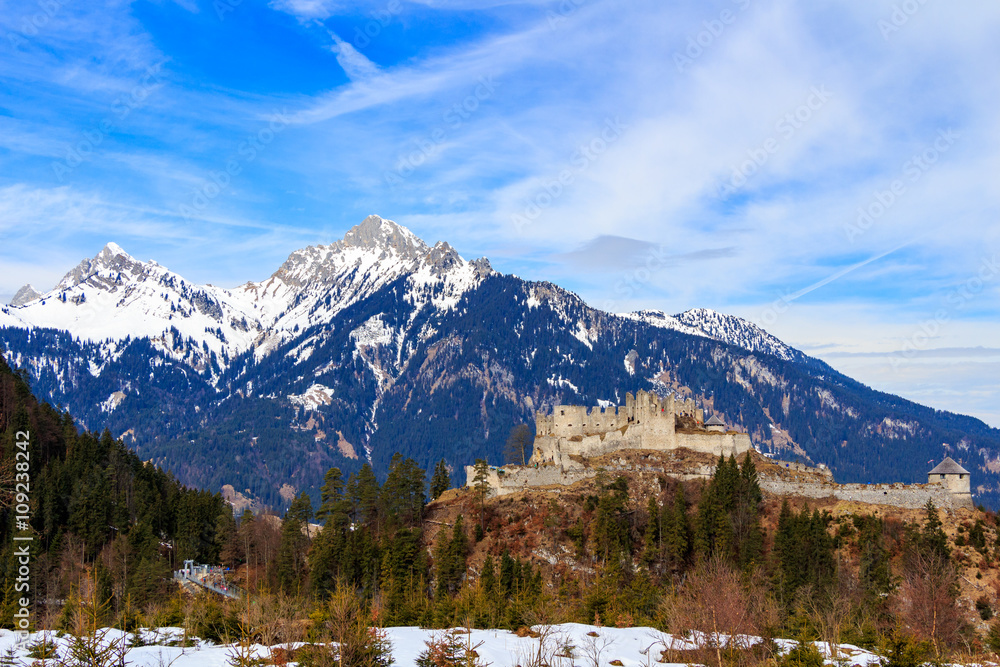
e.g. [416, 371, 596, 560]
[54, 241, 144, 292]
[197, 215, 492, 360]
[623, 307, 804, 362]
[342, 214, 428, 259]
[10, 284, 42, 306]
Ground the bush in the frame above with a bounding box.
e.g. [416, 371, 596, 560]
[777, 640, 824, 667]
[986, 620, 1000, 653]
[977, 595, 994, 621]
[878, 631, 932, 667]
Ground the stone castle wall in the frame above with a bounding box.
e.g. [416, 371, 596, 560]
[529, 390, 750, 467]
[759, 479, 973, 510]
[467, 462, 974, 510]
[466, 389, 975, 511]
[674, 432, 751, 457]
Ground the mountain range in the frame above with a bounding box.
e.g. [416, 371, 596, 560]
[3, 215, 999, 508]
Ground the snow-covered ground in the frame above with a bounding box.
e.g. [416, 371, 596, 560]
[0, 623, 884, 667]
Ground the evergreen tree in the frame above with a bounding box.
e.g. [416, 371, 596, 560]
[430, 459, 451, 500]
[277, 492, 312, 593]
[919, 501, 950, 562]
[348, 464, 381, 531]
[663, 486, 691, 570]
[472, 459, 491, 532]
[641, 496, 660, 567]
[856, 514, 894, 607]
[499, 551, 516, 599]
[381, 454, 426, 529]
[592, 477, 631, 563]
[481, 554, 497, 595]
[434, 516, 468, 598]
[316, 467, 345, 524]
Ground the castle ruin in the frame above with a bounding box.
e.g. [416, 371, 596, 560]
[530, 389, 751, 467]
[467, 390, 751, 495]
[465, 391, 976, 512]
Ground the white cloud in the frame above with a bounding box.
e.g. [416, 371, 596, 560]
[328, 32, 380, 81]
[269, 0, 339, 20]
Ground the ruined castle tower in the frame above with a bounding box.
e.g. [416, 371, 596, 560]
[927, 457, 973, 508]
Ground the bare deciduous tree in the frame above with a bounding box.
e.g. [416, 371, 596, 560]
[665, 557, 777, 667]
[897, 551, 960, 658]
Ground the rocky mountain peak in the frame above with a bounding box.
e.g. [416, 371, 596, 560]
[55, 242, 146, 292]
[341, 214, 428, 260]
[424, 241, 462, 275]
[10, 284, 41, 307]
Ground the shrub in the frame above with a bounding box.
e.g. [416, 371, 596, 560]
[977, 595, 994, 621]
[777, 640, 824, 667]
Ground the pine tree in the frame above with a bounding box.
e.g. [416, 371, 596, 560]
[481, 554, 496, 595]
[663, 486, 691, 570]
[382, 454, 426, 529]
[277, 492, 312, 594]
[499, 551, 516, 599]
[920, 501, 950, 562]
[857, 515, 893, 606]
[431, 459, 451, 500]
[316, 467, 345, 523]
[472, 459, 491, 532]
[641, 496, 660, 567]
[348, 463, 381, 531]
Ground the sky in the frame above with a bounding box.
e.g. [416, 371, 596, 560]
[0, 0, 998, 426]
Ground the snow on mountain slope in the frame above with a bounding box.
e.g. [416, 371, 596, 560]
[230, 215, 494, 357]
[0, 305, 24, 329]
[623, 307, 803, 362]
[7, 243, 263, 369]
[620, 310, 710, 339]
[4, 213, 804, 387]
[4, 215, 495, 371]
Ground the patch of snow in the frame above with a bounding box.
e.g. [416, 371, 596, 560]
[100, 391, 126, 413]
[288, 383, 335, 411]
[350, 315, 394, 347]
[546, 375, 579, 394]
[0, 624, 885, 667]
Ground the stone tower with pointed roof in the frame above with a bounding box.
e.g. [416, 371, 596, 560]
[928, 457, 973, 508]
[705, 414, 726, 432]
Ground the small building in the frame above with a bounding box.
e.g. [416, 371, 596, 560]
[705, 414, 726, 432]
[928, 457, 972, 506]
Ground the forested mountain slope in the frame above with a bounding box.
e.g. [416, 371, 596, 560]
[2, 216, 998, 508]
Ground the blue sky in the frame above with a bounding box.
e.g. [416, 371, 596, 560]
[1, 0, 998, 425]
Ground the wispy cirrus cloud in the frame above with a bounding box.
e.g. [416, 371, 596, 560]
[1, 0, 999, 423]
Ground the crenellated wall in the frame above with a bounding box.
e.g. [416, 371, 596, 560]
[528, 390, 751, 468]
[759, 479, 973, 511]
[467, 388, 974, 510]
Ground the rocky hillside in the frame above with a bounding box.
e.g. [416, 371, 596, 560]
[2, 216, 999, 508]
